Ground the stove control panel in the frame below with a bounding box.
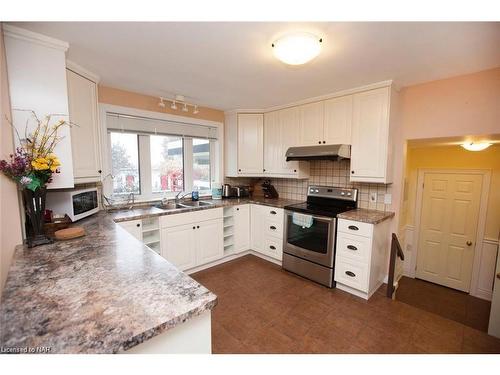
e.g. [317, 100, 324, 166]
[307, 185, 358, 202]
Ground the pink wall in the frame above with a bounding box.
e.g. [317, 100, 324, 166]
[400, 67, 500, 140]
[391, 67, 500, 232]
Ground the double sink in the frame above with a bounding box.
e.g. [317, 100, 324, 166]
[155, 200, 215, 211]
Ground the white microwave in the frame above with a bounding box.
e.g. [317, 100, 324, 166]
[46, 187, 100, 222]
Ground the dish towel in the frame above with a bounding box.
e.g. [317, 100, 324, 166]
[292, 212, 314, 228]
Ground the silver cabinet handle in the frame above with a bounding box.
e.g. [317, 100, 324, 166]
[345, 271, 356, 277]
[347, 245, 358, 251]
[348, 225, 359, 231]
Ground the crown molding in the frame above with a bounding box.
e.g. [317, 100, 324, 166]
[224, 79, 393, 115]
[66, 60, 100, 83]
[3, 24, 69, 52]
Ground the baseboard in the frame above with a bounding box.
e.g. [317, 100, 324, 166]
[186, 249, 282, 275]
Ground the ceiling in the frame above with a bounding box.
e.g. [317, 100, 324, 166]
[11, 22, 500, 111]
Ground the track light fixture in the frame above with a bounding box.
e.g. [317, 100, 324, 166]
[157, 95, 200, 115]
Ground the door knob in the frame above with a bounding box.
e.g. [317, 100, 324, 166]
[466, 241, 472, 246]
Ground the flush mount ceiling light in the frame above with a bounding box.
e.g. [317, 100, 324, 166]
[272, 32, 322, 65]
[461, 142, 492, 151]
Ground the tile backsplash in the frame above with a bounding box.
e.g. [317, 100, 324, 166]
[226, 160, 392, 211]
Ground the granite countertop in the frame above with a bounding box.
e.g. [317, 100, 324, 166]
[111, 196, 302, 222]
[337, 208, 395, 224]
[0, 212, 217, 354]
[0, 196, 294, 354]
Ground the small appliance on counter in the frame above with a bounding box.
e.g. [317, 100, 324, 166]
[235, 185, 250, 198]
[222, 183, 238, 198]
[261, 180, 279, 199]
[46, 187, 99, 222]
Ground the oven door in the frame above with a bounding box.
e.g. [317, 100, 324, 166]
[283, 211, 336, 268]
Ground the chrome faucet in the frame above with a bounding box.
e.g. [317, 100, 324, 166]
[174, 191, 191, 203]
[128, 192, 135, 209]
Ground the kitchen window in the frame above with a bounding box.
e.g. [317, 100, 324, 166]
[105, 111, 219, 202]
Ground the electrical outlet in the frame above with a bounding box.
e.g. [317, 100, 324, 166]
[384, 193, 392, 204]
[369, 192, 377, 203]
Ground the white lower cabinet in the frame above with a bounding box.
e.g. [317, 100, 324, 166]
[117, 220, 143, 241]
[233, 205, 250, 253]
[162, 224, 197, 270]
[251, 204, 284, 261]
[334, 218, 391, 299]
[160, 208, 223, 271]
[196, 219, 224, 264]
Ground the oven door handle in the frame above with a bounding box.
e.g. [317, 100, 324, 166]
[285, 211, 335, 223]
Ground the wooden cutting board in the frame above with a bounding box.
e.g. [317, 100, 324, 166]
[54, 227, 85, 240]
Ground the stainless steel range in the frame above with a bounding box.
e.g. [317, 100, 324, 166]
[282, 185, 358, 288]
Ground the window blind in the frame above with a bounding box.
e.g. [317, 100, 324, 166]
[106, 113, 218, 140]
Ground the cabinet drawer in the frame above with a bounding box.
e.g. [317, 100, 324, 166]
[336, 233, 371, 263]
[337, 219, 373, 238]
[335, 258, 368, 292]
[160, 207, 223, 228]
[263, 235, 283, 260]
[265, 219, 283, 239]
[263, 206, 284, 221]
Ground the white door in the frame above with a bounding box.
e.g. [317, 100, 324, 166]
[350, 87, 389, 180]
[161, 224, 197, 271]
[488, 252, 500, 338]
[299, 101, 324, 146]
[416, 172, 483, 292]
[323, 95, 352, 145]
[66, 69, 101, 181]
[237, 113, 264, 174]
[250, 205, 264, 252]
[234, 205, 250, 252]
[118, 220, 143, 241]
[196, 219, 223, 264]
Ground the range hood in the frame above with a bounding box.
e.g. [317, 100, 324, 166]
[285, 144, 351, 161]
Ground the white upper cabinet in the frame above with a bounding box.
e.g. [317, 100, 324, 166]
[3, 25, 74, 189]
[323, 95, 353, 145]
[66, 68, 102, 183]
[299, 101, 324, 146]
[350, 87, 392, 183]
[263, 111, 281, 174]
[237, 113, 264, 175]
[263, 108, 309, 177]
[224, 82, 394, 182]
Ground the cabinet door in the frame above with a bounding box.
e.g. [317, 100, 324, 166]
[350, 87, 390, 180]
[263, 111, 281, 174]
[299, 101, 324, 146]
[323, 95, 352, 145]
[234, 205, 250, 252]
[237, 113, 264, 174]
[279, 107, 301, 174]
[196, 219, 223, 265]
[118, 220, 143, 241]
[66, 69, 101, 181]
[250, 205, 264, 252]
[161, 224, 197, 271]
